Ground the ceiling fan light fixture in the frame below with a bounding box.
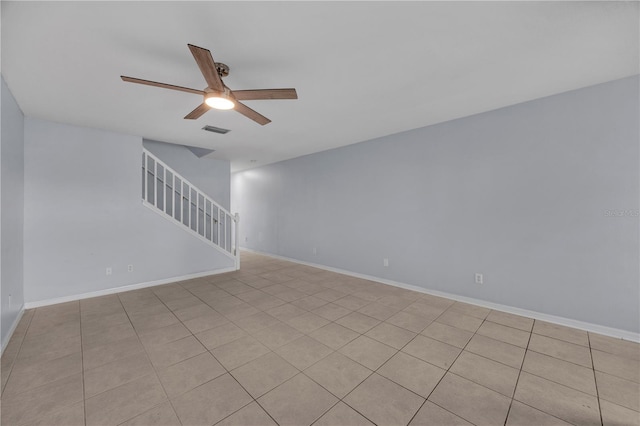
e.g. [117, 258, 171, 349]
[122, 44, 296, 124]
[205, 89, 235, 110]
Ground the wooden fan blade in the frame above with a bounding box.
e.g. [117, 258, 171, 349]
[187, 44, 224, 92]
[234, 101, 271, 125]
[121, 76, 204, 96]
[184, 103, 210, 120]
[231, 88, 298, 101]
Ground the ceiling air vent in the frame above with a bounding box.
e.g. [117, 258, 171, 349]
[202, 125, 230, 134]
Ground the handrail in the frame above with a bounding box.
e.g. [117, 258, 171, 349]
[141, 148, 239, 266]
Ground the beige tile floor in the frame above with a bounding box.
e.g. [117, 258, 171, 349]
[1, 251, 639, 426]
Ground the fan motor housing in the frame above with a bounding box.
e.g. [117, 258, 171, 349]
[216, 63, 230, 77]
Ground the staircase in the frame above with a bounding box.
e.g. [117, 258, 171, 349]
[141, 148, 239, 269]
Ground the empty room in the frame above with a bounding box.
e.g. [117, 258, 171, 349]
[1, 1, 638, 425]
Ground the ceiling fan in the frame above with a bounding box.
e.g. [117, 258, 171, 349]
[121, 44, 297, 125]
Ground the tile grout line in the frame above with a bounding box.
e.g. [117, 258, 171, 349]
[189, 271, 349, 425]
[208, 278, 359, 425]
[0, 309, 34, 397]
[13, 255, 633, 426]
[177, 277, 283, 425]
[79, 302, 88, 426]
[254, 262, 500, 424]
[502, 319, 534, 426]
[317, 302, 474, 426]
[307, 399, 343, 426]
[230, 256, 640, 422]
[4, 305, 84, 424]
[186, 272, 388, 425]
[183, 271, 358, 355]
[521, 345, 594, 369]
[257, 283, 481, 423]
[111, 276, 520, 422]
[470, 317, 604, 371]
[503, 326, 607, 371]
[465, 346, 600, 404]
[179, 280, 284, 426]
[114, 292, 185, 426]
[404, 309, 492, 426]
[587, 332, 605, 426]
[340, 333, 425, 424]
[502, 324, 603, 425]
[21, 266, 316, 421]
[147, 279, 282, 424]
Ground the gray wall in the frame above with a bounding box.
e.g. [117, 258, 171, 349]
[24, 117, 234, 303]
[1, 77, 25, 347]
[143, 140, 230, 210]
[232, 76, 640, 333]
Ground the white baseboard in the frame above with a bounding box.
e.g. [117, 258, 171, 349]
[1, 306, 25, 355]
[24, 266, 237, 310]
[242, 248, 640, 343]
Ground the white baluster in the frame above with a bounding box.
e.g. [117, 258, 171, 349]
[153, 159, 158, 208]
[144, 153, 148, 202]
[172, 174, 176, 220]
[163, 167, 167, 214]
[235, 213, 240, 269]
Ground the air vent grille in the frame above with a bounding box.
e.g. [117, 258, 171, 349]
[202, 125, 230, 134]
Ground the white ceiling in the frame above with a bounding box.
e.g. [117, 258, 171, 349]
[2, 1, 638, 172]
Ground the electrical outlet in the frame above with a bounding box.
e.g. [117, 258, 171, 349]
[127, 264, 134, 272]
[383, 258, 389, 267]
[475, 273, 483, 284]
[106, 267, 112, 276]
[312, 247, 317, 255]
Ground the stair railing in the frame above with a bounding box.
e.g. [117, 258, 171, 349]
[141, 148, 239, 269]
